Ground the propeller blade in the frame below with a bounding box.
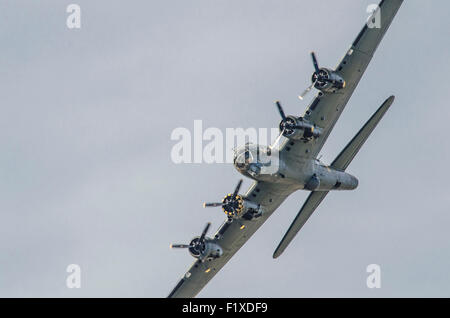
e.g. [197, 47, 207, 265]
[199, 222, 211, 242]
[271, 128, 285, 150]
[299, 52, 322, 100]
[203, 202, 222, 208]
[298, 81, 316, 100]
[311, 52, 320, 73]
[232, 179, 243, 198]
[275, 101, 287, 120]
[170, 244, 190, 249]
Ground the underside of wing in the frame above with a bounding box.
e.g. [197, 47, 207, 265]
[168, 181, 289, 298]
[273, 191, 328, 259]
[285, 0, 403, 163]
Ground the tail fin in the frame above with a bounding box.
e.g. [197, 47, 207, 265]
[331, 95, 395, 171]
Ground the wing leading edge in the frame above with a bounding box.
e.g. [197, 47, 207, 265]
[285, 0, 403, 164]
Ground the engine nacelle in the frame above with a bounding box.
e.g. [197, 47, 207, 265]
[279, 116, 322, 141]
[222, 194, 263, 221]
[313, 68, 346, 93]
[202, 241, 223, 260]
[188, 237, 223, 261]
[241, 203, 264, 220]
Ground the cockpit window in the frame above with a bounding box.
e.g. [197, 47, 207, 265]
[235, 150, 254, 166]
[234, 143, 275, 169]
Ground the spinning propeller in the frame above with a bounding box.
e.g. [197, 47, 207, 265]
[170, 222, 211, 256]
[276, 101, 306, 132]
[299, 52, 333, 100]
[274, 100, 309, 142]
[203, 180, 244, 218]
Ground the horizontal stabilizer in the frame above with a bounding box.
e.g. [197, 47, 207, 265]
[273, 96, 395, 259]
[331, 95, 395, 171]
[273, 191, 328, 259]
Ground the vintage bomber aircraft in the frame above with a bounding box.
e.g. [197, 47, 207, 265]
[168, 0, 403, 297]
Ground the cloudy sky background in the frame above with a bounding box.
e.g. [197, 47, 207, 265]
[1, 0, 449, 297]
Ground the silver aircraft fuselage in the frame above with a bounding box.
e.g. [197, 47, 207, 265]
[233, 143, 359, 191]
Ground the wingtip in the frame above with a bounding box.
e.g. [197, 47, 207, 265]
[379, 96, 395, 111]
[272, 249, 282, 259]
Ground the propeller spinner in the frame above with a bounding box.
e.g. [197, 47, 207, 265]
[171, 222, 223, 261]
[299, 52, 346, 100]
[170, 222, 211, 257]
[276, 101, 306, 136]
[274, 100, 322, 141]
[203, 180, 245, 219]
[299, 52, 332, 100]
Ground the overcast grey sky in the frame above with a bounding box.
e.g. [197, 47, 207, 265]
[1, 0, 449, 297]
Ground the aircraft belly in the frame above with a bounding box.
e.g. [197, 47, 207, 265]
[168, 0, 404, 298]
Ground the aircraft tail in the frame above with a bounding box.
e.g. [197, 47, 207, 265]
[273, 96, 395, 259]
[330, 95, 395, 171]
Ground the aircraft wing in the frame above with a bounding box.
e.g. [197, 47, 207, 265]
[168, 181, 291, 297]
[283, 0, 403, 163]
[167, 0, 403, 298]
